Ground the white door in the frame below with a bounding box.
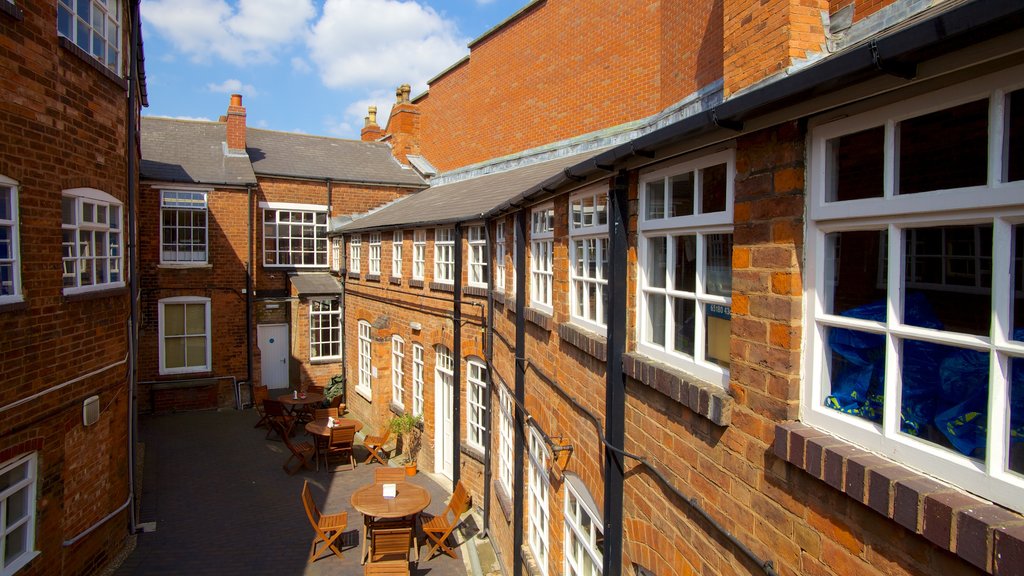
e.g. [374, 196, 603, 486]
[258, 324, 289, 391]
[433, 347, 455, 481]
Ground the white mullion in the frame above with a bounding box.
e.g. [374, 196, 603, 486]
[883, 223, 902, 440]
[694, 233, 708, 362]
[991, 90, 1005, 187]
[665, 234, 677, 351]
[990, 218, 1013, 477]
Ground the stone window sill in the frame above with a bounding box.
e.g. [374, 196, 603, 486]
[365, 274, 381, 283]
[158, 263, 212, 270]
[460, 442, 485, 464]
[524, 307, 552, 331]
[389, 276, 402, 286]
[409, 279, 424, 289]
[347, 272, 361, 280]
[463, 285, 488, 298]
[430, 282, 454, 293]
[622, 352, 732, 426]
[775, 422, 1024, 574]
[1, 0, 23, 20]
[558, 322, 607, 363]
[493, 480, 513, 521]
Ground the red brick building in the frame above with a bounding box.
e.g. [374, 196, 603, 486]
[0, 1, 146, 574]
[337, 1, 1024, 575]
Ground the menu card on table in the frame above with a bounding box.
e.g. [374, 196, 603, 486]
[382, 483, 397, 499]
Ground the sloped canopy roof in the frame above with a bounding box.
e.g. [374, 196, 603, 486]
[141, 117, 257, 186]
[289, 273, 342, 296]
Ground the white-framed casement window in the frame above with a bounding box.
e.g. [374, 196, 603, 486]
[564, 477, 603, 576]
[466, 358, 488, 451]
[498, 384, 515, 495]
[413, 229, 426, 280]
[349, 235, 362, 274]
[468, 225, 488, 287]
[637, 149, 734, 388]
[368, 232, 382, 276]
[412, 344, 425, 417]
[434, 227, 455, 283]
[0, 176, 22, 305]
[309, 298, 341, 361]
[331, 236, 342, 273]
[57, 0, 120, 73]
[0, 452, 38, 575]
[530, 204, 554, 312]
[262, 203, 328, 267]
[804, 68, 1024, 513]
[160, 190, 208, 264]
[495, 221, 507, 292]
[62, 188, 124, 295]
[392, 335, 405, 408]
[392, 230, 403, 278]
[357, 320, 372, 400]
[569, 186, 609, 332]
[527, 426, 550, 575]
[158, 296, 211, 375]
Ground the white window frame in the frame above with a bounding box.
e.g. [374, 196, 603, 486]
[804, 67, 1024, 513]
[0, 175, 22, 305]
[495, 221, 507, 292]
[498, 384, 514, 495]
[413, 229, 426, 280]
[468, 225, 488, 287]
[62, 188, 124, 295]
[530, 204, 554, 312]
[349, 235, 362, 274]
[569, 186, 610, 332]
[160, 189, 208, 264]
[564, 477, 603, 576]
[527, 426, 550, 575]
[357, 320, 372, 400]
[392, 335, 405, 408]
[158, 296, 212, 375]
[392, 230, 403, 278]
[412, 344, 425, 417]
[434, 227, 455, 283]
[368, 232, 382, 276]
[57, 0, 121, 74]
[261, 202, 329, 268]
[309, 298, 341, 361]
[0, 452, 39, 575]
[636, 149, 735, 388]
[330, 236, 342, 273]
[466, 358, 488, 451]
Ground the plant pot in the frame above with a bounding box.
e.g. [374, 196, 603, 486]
[405, 462, 417, 476]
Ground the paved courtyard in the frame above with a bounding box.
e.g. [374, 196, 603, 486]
[113, 408, 473, 575]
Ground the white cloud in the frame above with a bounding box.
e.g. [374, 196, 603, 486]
[207, 78, 257, 95]
[291, 57, 313, 74]
[307, 0, 468, 93]
[141, 0, 315, 65]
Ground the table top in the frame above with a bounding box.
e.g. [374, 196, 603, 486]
[305, 417, 363, 437]
[351, 481, 431, 519]
[277, 392, 324, 407]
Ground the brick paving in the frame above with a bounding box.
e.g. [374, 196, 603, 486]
[113, 409, 470, 575]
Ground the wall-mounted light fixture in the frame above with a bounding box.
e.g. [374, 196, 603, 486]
[83, 395, 100, 426]
[409, 321, 422, 331]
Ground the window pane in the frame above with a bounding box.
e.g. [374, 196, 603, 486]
[674, 235, 696, 292]
[829, 126, 885, 202]
[1011, 356, 1023, 476]
[701, 163, 727, 213]
[898, 99, 988, 194]
[185, 336, 207, 367]
[645, 180, 664, 220]
[6, 481, 28, 520]
[825, 230, 887, 317]
[900, 340, 989, 461]
[706, 304, 730, 368]
[647, 237, 667, 288]
[670, 172, 694, 217]
[824, 326, 884, 424]
[1007, 89, 1023, 182]
[5, 524, 28, 565]
[164, 304, 184, 336]
[673, 297, 695, 356]
[164, 338, 185, 368]
[646, 293, 665, 346]
[185, 303, 205, 333]
[58, 5, 73, 36]
[0, 187, 9, 220]
[706, 234, 732, 296]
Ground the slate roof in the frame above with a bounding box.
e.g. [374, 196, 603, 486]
[289, 273, 342, 296]
[246, 128, 426, 187]
[339, 147, 611, 233]
[140, 117, 257, 186]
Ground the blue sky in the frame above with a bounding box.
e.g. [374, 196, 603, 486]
[140, 0, 522, 140]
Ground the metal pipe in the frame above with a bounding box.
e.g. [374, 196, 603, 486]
[245, 184, 254, 400]
[512, 209, 527, 576]
[480, 218, 495, 539]
[452, 223, 463, 486]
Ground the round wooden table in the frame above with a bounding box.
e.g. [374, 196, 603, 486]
[305, 417, 363, 437]
[351, 481, 431, 563]
[276, 392, 324, 411]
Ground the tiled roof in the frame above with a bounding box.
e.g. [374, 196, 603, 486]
[246, 128, 426, 187]
[141, 117, 257, 186]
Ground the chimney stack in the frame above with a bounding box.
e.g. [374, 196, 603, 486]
[225, 93, 247, 151]
[383, 84, 420, 165]
[361, 105, 383, 141]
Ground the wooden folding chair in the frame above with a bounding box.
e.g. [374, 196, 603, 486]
[252, 384, 270, 429]
[313, 407, 342, 420]
[374, 467, 407, 483]
[329, 394, 346, 415]
[423, 481, 471, 559]
[363, 428, 391, 465]
[280, 422, 315, 475]
[264, 399, 296, 440]
[368, 526, 412, 572]
[325, 424, 356, 472]
[301, 481, 348, 562]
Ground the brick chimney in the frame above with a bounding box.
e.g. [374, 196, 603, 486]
[723, 0, 829, 97]
[383, 84, 420, 165]
[361, 105, 383, 141]
[225, 93, 246, 151]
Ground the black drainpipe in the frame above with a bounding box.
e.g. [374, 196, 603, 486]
[125, 0, 141, 534]
[245, 184, 254, 392]
[603, 170, 629, 574]
[452, 223, 463, 487]
[481, 218, 495, 538]
[512, 209, 527, 576]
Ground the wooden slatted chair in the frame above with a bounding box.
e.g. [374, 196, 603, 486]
[329, 394, 346, 415]
[252, 384, 270, 429]
[423, 481, 471, 559]
[363, 428, 391, 465]
[263, 399, 296, 440]
[374, 467, 407, 483]
[279, 421, 315, 475]
[325, 424, 356, 471]
[364, 562, 409, 576]
[301, 481, 348, 562]
[368, 526, 412, 573]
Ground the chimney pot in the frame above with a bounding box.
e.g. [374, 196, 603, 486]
[230, 93, 243, 107]
[368, 106, 377, 124]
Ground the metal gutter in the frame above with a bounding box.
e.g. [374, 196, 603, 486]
[251, 170, 426, 190]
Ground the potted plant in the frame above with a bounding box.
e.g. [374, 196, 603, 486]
[389, 413, 423, 476]
[324, 374, 345, 411]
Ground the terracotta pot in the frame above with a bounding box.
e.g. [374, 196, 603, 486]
[405, 462, 417, 476]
